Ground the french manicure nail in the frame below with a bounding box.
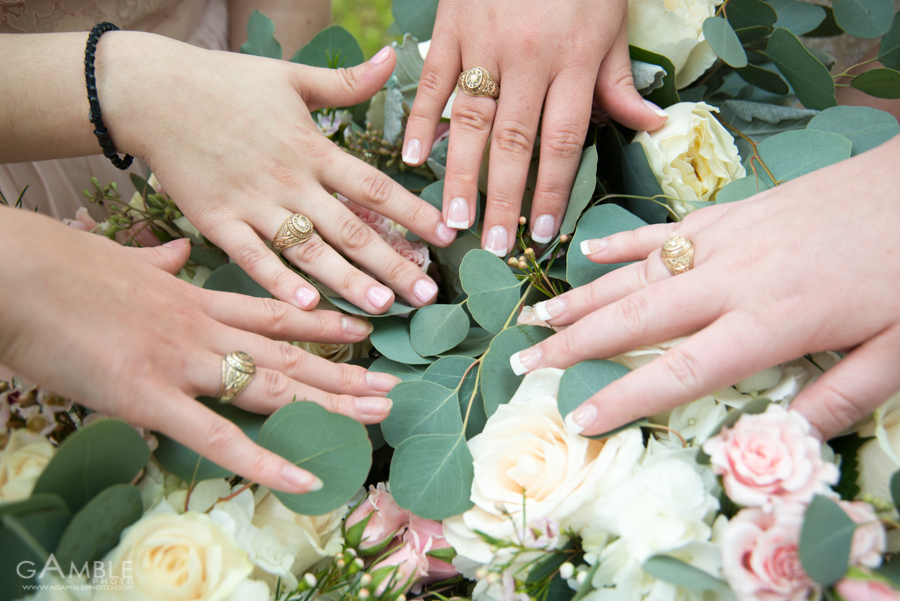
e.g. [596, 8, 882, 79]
[366, 286, 393, 309]
[532, 214, 555, 244]
[571, 403, 599, 433]
[282, 465, 323, 492]
[535, 297, 566, 322]
[643, 99, 669, 120]
[580, 238, 609, 256]
[295, 286, 318, 309]
[564, 412, 585, 435]
[341, 316, 373, 337]
[357, 396, 393, 418]
[413, 279, 438, 303]
[402, 138, 422, 164]
[509, 346, 543, 376]
[435, 221, 457, 244]
[447, 198, 470, 229]
[366, 372, 400, 394]
[484, 226, 509, 257]
[370, 46, 391, 65]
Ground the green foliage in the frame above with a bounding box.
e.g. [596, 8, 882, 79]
[325, 294, 416, 317]
[441, 327, 494, 358]
[750, 129, 852, 189]
[879, 12, 900, 70]
[622, 143, 668, 224]
[292, 25, 364, 68]
[808, 106, 900, 156]
[765, 28, 836, 110]
[767, 0, 826, 35]
[628, 47, 680, 107]
[410, 303, 470, 356]
[567, 205, 647, 288]
[241, 10, 282, 59]
[382, 380, 463, 446]
[831, 0, 893, 38]
[392, 34, 426, 107]
[851, 68, 900, 99]
[391, 0, 439, 41]
[642, 556, 728, 590]
[557, 360, 632, 422]
[799, 495, 856, 586]
[390, 433, 474, 520]
[423, 356, 487, 439]
[736, 65, 790, 95]
[827, 434, 871, 500]
[460, 250, 525, 333]
[891, 470, 900, 510]
[727, 0, 778, 30]
[371, 316, 435, 364]
[370, 357, 427, 381]
[258, 401, 372, 515]
[203, 263, 271, 298]
[703, 17, 749, 68]
[481, 326, 554, 416]
[559, 146, 599, 236]
[1, 504, 71, 599]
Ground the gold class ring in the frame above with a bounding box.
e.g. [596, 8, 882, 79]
[661, 236, 695, 275]
[217, 351, 256, 403]
[273, 214, 314, 253]
[458, 67, 500, 99]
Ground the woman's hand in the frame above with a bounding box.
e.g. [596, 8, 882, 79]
[510, 135, 900, 439]
[98, 33, 455, 314]
[401, 0, 667, 255]
[0, 208, 399, 494]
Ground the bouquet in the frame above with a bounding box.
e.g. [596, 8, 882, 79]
[4, 0, 900, 599]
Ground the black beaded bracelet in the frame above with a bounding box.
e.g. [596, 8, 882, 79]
[84, 22, 133, 170]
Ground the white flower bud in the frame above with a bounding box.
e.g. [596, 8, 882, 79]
[360, 574, 372, 587]
[304, 574, 317, 588]
[559, 562, 574, 580]
[576, 570, 587, 585]
[359, 588, 371, 600]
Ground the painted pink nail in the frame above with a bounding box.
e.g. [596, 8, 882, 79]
[413, 279, 438, 303]
[643, 99, 669, 120]
[295, 286, 318, 309]
[282, 465, 323, 492]
[435, 221, 457, 244]
[370, 46, 391, 65]
[366, 286, 393, 309]
[366, 372, 400, 394]
[341, 316, 373, 337]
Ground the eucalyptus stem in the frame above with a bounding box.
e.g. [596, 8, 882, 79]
[462, 362, 483, 431]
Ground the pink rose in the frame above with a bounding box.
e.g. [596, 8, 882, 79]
[720, 504, 817, 601]
[345, 483, 409, 551]
[403, 515, 459, 586]
[340, 196, 392, 236]
[383, 230, 431, 273]
[838, 501, 886, 568]
[835, 578, 900, 601]
[370, 541, 429, 595]
[702, 404, 838, 508]
[63, 207, 98, 232]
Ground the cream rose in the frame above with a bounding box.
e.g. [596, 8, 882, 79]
[633, 102, 745, 217]
[0, 430, 55, 503]
[627, 0, 720, 88]
[443, 368, 644, 565]
[857, 392, 900, 510]
[295, 341, 363, 364]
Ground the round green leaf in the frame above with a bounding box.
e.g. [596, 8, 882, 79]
[750, 129, 852, 189]
[808, 106, 900, 156]
[439, 327, 494, 358]
[460, 250, 525, 333]
[382, 380, 463, 447]
[391, 0, 439, 41]
[423, 356, 486, 439]
[850, 68, 900, 99]
[765, 28, 836, 110]
[559, 146, 599, 236]
[32, 419, 149, 515]
[557, 360, 631, 420]
[1, 508, 71, 599]
[703, 17, 748, 67]
[390, 433, 474, 520]
[410, 303, 470, 357]
[567, 205, 648, 288]
[767, 0, 826, 35]
[291, 25, 363, 68]
[878, 12, 900, 70]
[240, 10, 282, 59]
[831, 0, 893, 38]
[736, 65, 790, 95]
[642, 555, 727, 591]
[726, 0, 778, 30]
[203, 263, 271, 298]
[325, 294, 416, 317]
[622, 143, 667, 224]
[890, 470, 900, 510]
[370, 357, 427, 382]
[799, 495, 856, 586]
[481, 326, 554, 417]
[370, 316, 434, 364]
[258, 401, 371, 515]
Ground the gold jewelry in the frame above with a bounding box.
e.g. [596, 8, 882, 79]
[458, 67, 500, 99]
[273, 214, 314, 253]
[217, 351, 256, 403]
[661, 236, 695, 275]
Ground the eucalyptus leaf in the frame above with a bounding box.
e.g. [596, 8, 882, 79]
[703, 17, 748, 67]
[410, 303, 470, 357]
[324, 294, 416, 317]
[370, 357, 427, 382]
[751, 129, 852, 189]
[392, 0, 439, 41]
[642, 556, 727, 590]
[767, 0, 826, 35]
[460, 250, 525, 333]
[392, 34, 425, 106]
[808, 106, 900, 156]
[765, 28, 836, 110]
[291, 25, 363, 68]
[567, 205, 648, 288]
[204, 263, 271, 298]
[383, 80, 405, 144]
[240, 10, 281, 59]
[1, 508, 71, 599]
[382, 380, 463, 447]
[628, 46, 680, 107]
[557, 360, 631, 421]
[481, 326, 554, 416]
[715, 176, 765, 203]
[370, 316, 434, 365]
[831, 0, 893, 38]
[190, 246, 228, 271]
[726, 0, 777, 30]
[805, 6, 844, 37]
[259, 401, 372, 515]
[879, 12, 900, 70]
[799, 495, 856, 586]
[735, 25, 775, 42]
[736, 65, 790, 95]
[559, 146, 599, 236]
[632, 60, 667, 94]
[622, 143, 667, 224]
[439, 327, 494, 358]
[0, 494, 67, 517]
[129, 174, 155, 200]
[390, 433, 474, 520]
[424, 356, 487, 439]
[850, 68, 900, 99]
[891, 470, 900, 510]
[33, 419, 149, 514]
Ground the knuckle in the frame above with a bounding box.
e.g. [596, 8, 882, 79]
[453, 104, 493, 132]
[205, 419, 242, 453]
[338, 269, 363, 296]
[384, 257, 413, 284]
[661, 347, 704, 393]
[339, 218, 374, 253]
[329, 393, 357, 416]
[360, 173, 395, 208]
[262, 369, 291, 400]
[635, 259, 653, 289]
[487, 192, 518, 215]
[543, 124, 585, 159]
[664, 222, 683, 239]
[260, 299, 293, 337]
[278, 342, 308, 375]
[817, 385, 866, 431]
[339, 364, 366, 392]
[335, 66, 359, 92]
[494, 121, 535, 158]
[290, 236, 327, 264]
[615, 295, 650, 339]
[417, 69, 448, 101]
[246, 451, 277, 482]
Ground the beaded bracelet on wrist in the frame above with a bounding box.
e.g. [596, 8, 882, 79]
[84, 22, 133, 170]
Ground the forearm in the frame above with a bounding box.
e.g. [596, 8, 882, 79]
[228, 0, 331, 57]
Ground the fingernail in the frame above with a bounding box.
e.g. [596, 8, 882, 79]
[643, 99, 669, 120]
[402, 138, 421, 164]
[535, 297, 566, 322]
[370, 46, 391, 65]
[282, 465, 323, 492]
[342, 316, 373, 337]
[366, 372, 400, 393]
[295, 286, 318, 309]
[435, 221, 456, 244]
[571, 403, 598, 434]
[484, 225, 509, 257]
[366, 286, 393, 309]
[580, 238, 609, 256]
[447, 198, 470, 229]
[532, 215, 555, 244]
[163, 238, 190, 248]
[413, 279, 438, 303]
[509, 346, 543, 376]
[357, 396, 393, 418]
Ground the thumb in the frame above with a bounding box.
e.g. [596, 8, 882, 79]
[126, 238, 192, 274]
[595, 28, 668, 132]
[298, 46, 396, 112]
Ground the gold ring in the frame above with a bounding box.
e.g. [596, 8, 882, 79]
[218, 351, 256, 403]
[661, 236, 694, 275]
[273, 214, 314, 253]
[458, 67, 500, 99]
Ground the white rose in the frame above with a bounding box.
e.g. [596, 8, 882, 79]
[0, 430, 55, 503]
[627, 0, 721, 88]
[443, 368, 645, 566]
[295, 341, 364, 364]
[857, 392, 900, 522]
[634, 102, 746, 217]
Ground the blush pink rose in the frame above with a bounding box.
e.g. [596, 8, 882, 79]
[720, 504, 817, 601]
[345, 483, 410, 551]
[63, 207, 98, 231]
[403, 515, 459, 586]
[383, 230, 431, 273]
[838, 501, 886, 568]
[702, 404, 838, 508]
[371, 541, 429, 595]
[340, 196, 392, 236]
[835, 578, 900, 601]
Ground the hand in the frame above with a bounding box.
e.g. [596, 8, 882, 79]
[0, 208, 400, 494]
[99, 33, 456, 314]
[509, 135, 900, 439]
[401, 0, 667, 255]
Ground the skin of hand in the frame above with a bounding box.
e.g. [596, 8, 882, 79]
[0, 33, 455, 315]
[0, 207, 402, 494]
[400, 0, 667, 256]
[509, 134, 900, 440]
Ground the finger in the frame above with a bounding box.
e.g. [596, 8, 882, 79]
[124, 238, 192, 274]
[529, 74, 594, 244]
[443, 75, 499, 232]
[509, 272, 720, 375]
[322, 149, 457, 247]
[483, 74, 545, 256]
[196, 291, 374, 344]
[791, 327, 900, 439]
[402, 35, 461, 166]
[152, 393, 323, 494]
[563, 311, 778, 436]
[296, 46, 397, 111]
[212, 220, 321, 310]
[594, 27, 668, 132]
